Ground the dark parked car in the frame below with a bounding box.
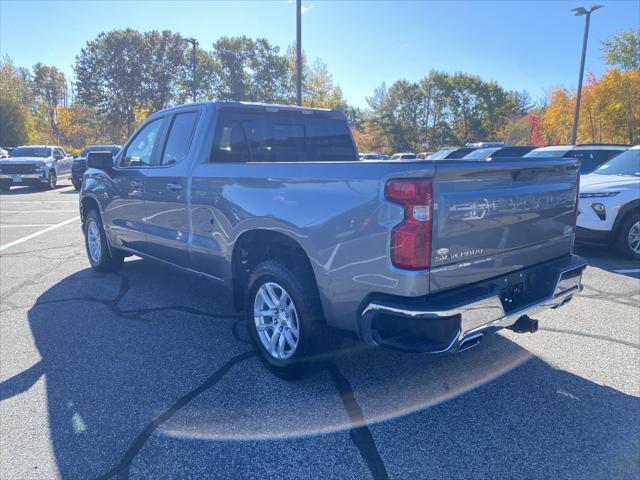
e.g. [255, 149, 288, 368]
[72, 145, 120, 190]
[428, 146, 479, 160]
[524, 144, 629, 174]
[80, 101, 585, 379]
[461, 145, 537, 160]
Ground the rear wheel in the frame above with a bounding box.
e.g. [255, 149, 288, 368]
[245, 259, 337, 380]
[617, 214, 640, 260]
[83, 209, 124, 272]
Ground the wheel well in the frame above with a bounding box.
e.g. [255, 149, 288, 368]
[231, 230, 320, 313]
[613, 202, 640, 237]
[80, 196, 100, 223]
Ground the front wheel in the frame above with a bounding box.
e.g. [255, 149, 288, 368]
[72, 180, 81, 191]
[617, 214, 640, 260]
[46, 171, 57, 190]
[246, 259, 337, 380]
[83, 209, 124, 272]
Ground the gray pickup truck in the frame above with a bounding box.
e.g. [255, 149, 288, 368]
[80, 102, 586, 378]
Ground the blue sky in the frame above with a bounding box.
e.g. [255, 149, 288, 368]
[1, 0, 638, 108]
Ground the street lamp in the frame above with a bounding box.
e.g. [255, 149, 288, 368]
[296, 0, 302, 106]
[570, 4, 604, 144]
[181, 37, 198, 103]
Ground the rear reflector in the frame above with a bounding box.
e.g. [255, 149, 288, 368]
[385, 179, 433, 269]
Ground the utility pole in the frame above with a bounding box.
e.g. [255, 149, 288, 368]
[182, 37, 198, 103]
[570, 5, 603, 144]
[296, 0, 302, 106]
[424, 82, 434, 148]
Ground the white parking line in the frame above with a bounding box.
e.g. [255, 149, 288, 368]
[0, 210, 78, 213]
[0, 224, 57, 227]
[0, 216, 80, 252]
[0, 200, 77, 204]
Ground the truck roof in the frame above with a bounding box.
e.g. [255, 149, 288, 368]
[153, 101, 346, 119]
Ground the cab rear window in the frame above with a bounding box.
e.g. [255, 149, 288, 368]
[211, 110, 357, 162]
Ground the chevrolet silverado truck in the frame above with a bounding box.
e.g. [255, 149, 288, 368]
[0, 145, 72, 190]
[80, 101, 587, 379]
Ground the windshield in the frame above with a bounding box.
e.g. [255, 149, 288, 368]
[593, 148, 640, 176]
[462, 147, 500, 160]
[524, 147, 572, 158]
[428, 148, 455, 160]
[9, 147, 51, 158]
[81, 146, 120, 157]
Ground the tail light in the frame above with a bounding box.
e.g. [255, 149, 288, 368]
[385, 179, 433, 269]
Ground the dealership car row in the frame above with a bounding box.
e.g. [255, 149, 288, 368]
[1, 139, 638, 259]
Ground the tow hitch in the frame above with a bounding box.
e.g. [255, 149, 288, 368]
[509, 315, 539, 334]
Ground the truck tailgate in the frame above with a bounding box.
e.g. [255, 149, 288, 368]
[430, 159, 579, 293]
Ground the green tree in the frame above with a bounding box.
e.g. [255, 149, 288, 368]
[0, 96, 29, 146]
[602, 29, 640, 71]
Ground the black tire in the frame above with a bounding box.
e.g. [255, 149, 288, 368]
[245, 259, 338, 380]
[616, 213, 640, 260]
[72, 180, 81, 191]
[46, 171, 57, 190]
[83, 209, 124, 272]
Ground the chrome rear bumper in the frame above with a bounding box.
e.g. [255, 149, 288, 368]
[359, 254, 586, 353]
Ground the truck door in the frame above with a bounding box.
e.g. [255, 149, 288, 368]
[142, 110, 200, 268]
[102, 117, 165, 253]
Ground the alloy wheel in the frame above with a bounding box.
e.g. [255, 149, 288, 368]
[253, 282, 300, 360]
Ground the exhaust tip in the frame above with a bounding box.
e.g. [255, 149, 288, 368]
[459, 334, 483, 352]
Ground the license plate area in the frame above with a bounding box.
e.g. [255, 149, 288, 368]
[492, 268, 556, 314]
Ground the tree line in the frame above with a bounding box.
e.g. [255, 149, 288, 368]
[0, 28, 638, 153]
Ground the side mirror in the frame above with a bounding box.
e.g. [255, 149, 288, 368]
[87, 151, 114, 171]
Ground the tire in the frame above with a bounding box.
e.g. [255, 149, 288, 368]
[83, 209, 124, 272]
[72, 180, 81, 191]
[616, 213, 640, 260]
[46, 171, 57, 190]
[245, 259, 337, 380]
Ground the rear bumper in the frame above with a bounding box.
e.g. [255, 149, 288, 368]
[359, 254, 587, 353]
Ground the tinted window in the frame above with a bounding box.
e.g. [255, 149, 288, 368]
[593, 148, 639, 176]
[121, 118, 163, 167]
[161, 112, 199, 165]
[428, 149, 455, 160]
[447, 147, 475, 159]
[9, 147, 51, 158]
[564, 149, 624, 172]
[81, 146, 120, 157]
[492, 147, 535, 158]
[211, 111, 356, 162]
[401, 154, 417, 159]
[524, 147, 572, 158]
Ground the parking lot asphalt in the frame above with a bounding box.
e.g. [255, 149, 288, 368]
[1, 184, 639, 480]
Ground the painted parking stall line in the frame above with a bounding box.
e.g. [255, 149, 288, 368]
[0, 216, 80, 251]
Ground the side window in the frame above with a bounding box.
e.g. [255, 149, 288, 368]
[211, 115, 250, 163]
[54, 148, 64, 159]
[161, 112, 199, 166]
[120, 118, 163, 168]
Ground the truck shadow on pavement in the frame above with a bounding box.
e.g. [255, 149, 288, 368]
[3, 258, 639, 479]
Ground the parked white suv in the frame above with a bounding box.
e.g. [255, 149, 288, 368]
[576, 145, 640, 259]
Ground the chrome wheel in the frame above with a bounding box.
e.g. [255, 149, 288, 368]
[628, 221, 640, 255]
[254, 282, 300, 360]
[87, 219, 102, 264]
[49, 172, 56, 189]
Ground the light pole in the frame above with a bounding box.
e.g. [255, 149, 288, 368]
[296, 0, 302, 106]
[181, 37, 198, 103]
[570, 4, 604, 144]
[424, 81, 435, 148]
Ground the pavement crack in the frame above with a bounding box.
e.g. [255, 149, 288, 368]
[539, 327, 640, 349]
[94, 350, 256, 480]
[328, 364, 390, 480]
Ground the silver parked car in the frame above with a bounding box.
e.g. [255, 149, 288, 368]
[0, 145, 73, 191]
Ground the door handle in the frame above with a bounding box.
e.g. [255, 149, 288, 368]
[130, 179, 143, 189]
[166, 182, 183, 192]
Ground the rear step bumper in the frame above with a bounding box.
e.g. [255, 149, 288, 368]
[359, 254, 586, 353]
